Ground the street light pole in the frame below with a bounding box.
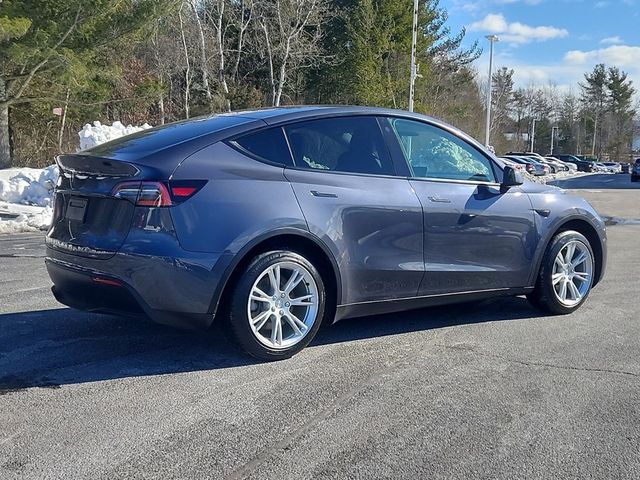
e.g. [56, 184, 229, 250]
[550, 126, 558, 155]
[484, 35, 499, 146]
[408, 0, 419, 112]
[530, 118, 537, 153]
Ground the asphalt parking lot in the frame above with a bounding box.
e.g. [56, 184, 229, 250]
[1, 173, 639, 479]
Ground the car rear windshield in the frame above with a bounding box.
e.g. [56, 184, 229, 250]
[83, 115, 256, 161]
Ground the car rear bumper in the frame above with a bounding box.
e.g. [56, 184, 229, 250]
[45, 245, 234, 329]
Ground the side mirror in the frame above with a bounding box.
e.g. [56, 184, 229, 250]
[501, 166, 524, 193]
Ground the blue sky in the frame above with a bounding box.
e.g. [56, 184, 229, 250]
[441, 0, 640, 92]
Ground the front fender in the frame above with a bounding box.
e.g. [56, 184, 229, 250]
[527, 191, 607, 286]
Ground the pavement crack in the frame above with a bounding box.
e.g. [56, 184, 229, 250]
[436, 343, 640, 378]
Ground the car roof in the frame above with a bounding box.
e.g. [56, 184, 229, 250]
[77, 105, 487, 165]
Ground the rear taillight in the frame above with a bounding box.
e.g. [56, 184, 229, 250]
[112, 180, 206, 207]
[137, 182, 172, 207]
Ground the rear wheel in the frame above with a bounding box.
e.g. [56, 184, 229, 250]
[228, 250, 326, 360]
[527, 231, 594, 314]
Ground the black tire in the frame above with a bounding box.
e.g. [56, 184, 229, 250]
[228, 250, 326, 361]
[527, 230, 595, 315]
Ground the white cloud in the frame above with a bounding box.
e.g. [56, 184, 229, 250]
[468, 13, 568, 44]
[600, 36, 624, 45]
[564, 45, 640, 66]
[478, 58, 586, 89]
[475, 47, 640, 99]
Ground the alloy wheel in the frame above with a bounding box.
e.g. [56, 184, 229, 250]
[247, 261, 319, 349]
[551, 240, 593, 307]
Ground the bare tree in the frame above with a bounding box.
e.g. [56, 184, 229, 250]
[231, 0, 254, 83]
[191, 0, 214, 105]
[208, 0, 231, 110]
[178, 2, 193, 118]
[256, 0, 329, 106]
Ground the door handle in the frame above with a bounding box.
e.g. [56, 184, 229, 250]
[311, 190, 338, 198]
[428, 196, 451, 203]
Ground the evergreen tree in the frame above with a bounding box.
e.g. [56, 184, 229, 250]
[489, 67, 514, 147]
[580, 63, 607, 157]
[606, 67, 635, 160]
[311, 0, 479, 112]
[0, 0, 168, 167]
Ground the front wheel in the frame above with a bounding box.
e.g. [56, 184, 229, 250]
[527, 231, 595, 315]
[228, 250, 326, 361]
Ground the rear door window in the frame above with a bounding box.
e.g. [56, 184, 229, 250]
[283, 117, 395, 176]
[231, 127, 293, 166]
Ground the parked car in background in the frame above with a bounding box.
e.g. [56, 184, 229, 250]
[534, 157, 560, 173]
[507, 151, 545, 160]
[602, 162, 622, 173]
[502, 156, 537, 175]
[498, 157, 525, 172]
[621, 163, 630, 174]
[541, 157, 569, 173]
[505, 151, 558, 173]
[632, 159, 640, 182]
[596, 162, 620, 173]
[547, 156, 576, 173]
[503, 155, 546, 176]
[45, 106, 607, 360]
[553, 154, 595, 172]
[577, 155, 599, 163]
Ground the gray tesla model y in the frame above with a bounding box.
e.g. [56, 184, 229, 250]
[46, 106, 607, 360]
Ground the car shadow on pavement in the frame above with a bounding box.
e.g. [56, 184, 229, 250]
[0, 296, 544, 394]
[549, 174, 640, 190]
[313, 295, 545, 346]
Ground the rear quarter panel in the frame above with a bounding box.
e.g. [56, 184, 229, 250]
[169, 142, 308, 254]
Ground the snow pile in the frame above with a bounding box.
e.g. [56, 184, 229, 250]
[78, 121, 152, 150]
[0, 165, 58, 207]
[523, 169, 584, 185]
[0, 166, 58, 232]
[1, 120, 151, 234]
[0, 204, 54, 234]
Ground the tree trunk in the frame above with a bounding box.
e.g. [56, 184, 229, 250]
[591, 114, 597, 156]
[214, 0, 230, 111]
[0, 102, 11, 169]
[274, 39, 291, 107]
[58, 87, 70, 153]
[192, 1, 212, 105]
[159, 93, 165, 125]
[261, 22, 276, 106]
[178, 6, 191, 119]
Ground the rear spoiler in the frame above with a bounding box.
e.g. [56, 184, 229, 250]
[56, 154, 140, 178]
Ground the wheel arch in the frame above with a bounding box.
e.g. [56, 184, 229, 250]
[532, 217, 605, 287]
[208, 228, 342, 324]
